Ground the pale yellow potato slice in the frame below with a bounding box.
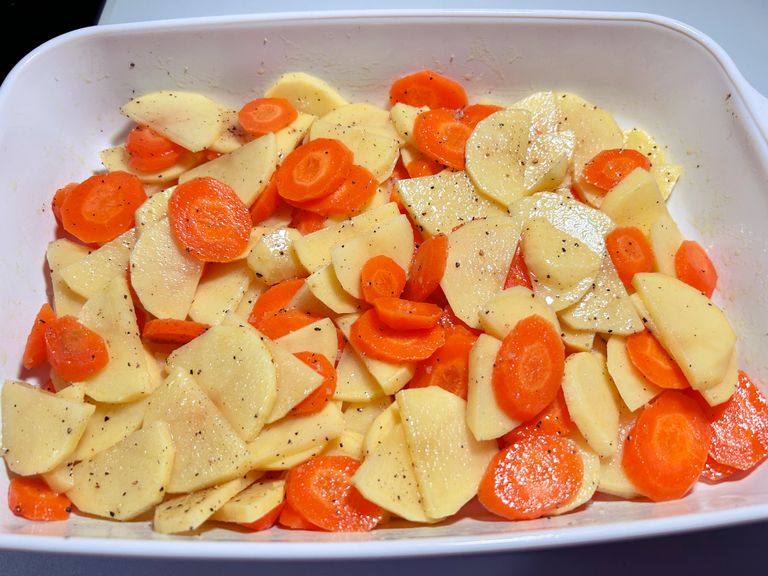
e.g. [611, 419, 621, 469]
[67, 421, 175, 520]
[188, 260, 252, 325]
[265, 72, 348, 116]
[121, 90, 225, 152]
[208, 108, 252, 154]
[390, 102, 428, 146]
[606, 335, 661, 412]
[334, 344, 385, 402]
[275, 112, 317, 164]
[479, 285, 560, 339]
[247, 227, 305, 285]
[633, 273, 736, 390]
[524, 131, 575, 193]
[700, 347, 739, 406]
[135, 189, 172, 236]
[364, 402, 401, 456]
[623, 127, 683, 200]
[55, 383, 86, 402]
[343, 396, 392, 435]
[232, 278, 268, 321]
[306, 265, 362, 314]
[650, 212, 684, 276]
[70, 398, 147, 462]
[512, 91, 558, 134]
[258, 445, 325, 471]
[42, 462, 76, 493]
[551, 435, 600, 515]
[323, 430, 365, 459]
[561, 325, 596, 352]
[263, 340, 324, 424]
[288, 281, 335, 317]
[275, 317, 338, 362]
[46, 239, 89, 316]
[600, 168, 669, 235]
[598, 408, 639, 498]
[212, 478, 283, 524]
[441, 216, 523, 328]
[99, 145, 203, 185]
[321, 102, 401, 142]
[1, 381, 94, 475]
[399, 143, 424, 168]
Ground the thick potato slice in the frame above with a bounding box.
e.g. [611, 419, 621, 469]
[1, 381, 94, 475]
[700, 347, 738, 406]
[650, 212, 683, 276]
[466, 334, 519, 441]
[179, 133, 277, 207]
[597, 409, 639, 498]
[623, 127, 683, 200]
[275, 112, 317, 163]
[606, 335, 661, 412]
[562, 352, 621, 457]
[561, 325, 596, 352]
[189, 260, 252, 325]
[264, 339, 324, 423]
[167, 324, 276, 441]
[441, 216, 522, 328]
[306, 265, 362, 314]
[247, 227, 305, 285]
[512, 91, 558, 134]
[99, 145, 203, 185]
[135, 189, 172, 236]
[323, 430, 365, 459]
[211, 478, 283, 524]
[67, 421, 175, 520]
[265, 72, 348, 116]
[524, 131, 575, 193]
[600, 168, 669, 235]
[121, 90, 225, 152]
[59, 229, 136, 300]
[46, 239, 89, 316]
[334, 344, 385, 402]
[130, 218, 204, 320]
[633, 273, 736, 390]
[343, 396, 392, 436]
[478, 282, 560, 342]
[551, 435, 600, 515]
[275, 317, 338, 362]
[390, 103, 428, 146]
[396, 170, 506, 237]
[363, 402, 401, 456]
[144, 369, 250, 493]
[70, 398, 147, 462]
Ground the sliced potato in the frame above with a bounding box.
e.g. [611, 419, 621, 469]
[258, 445, 325, 471]
[700, 347, 738, 406]
[211, 478, 283, 524]
[321, 102, 401, 142]
[524, 131, 575, 193]
[135, 189, 172, 236]
[479, 285, 561, 342]
[55, 383, 86, 402]
[208, 108, 252, 154]
[275, 317, 338, 363]
[70, 399, 147, 462]
[287, 281, 335, 318]
[364, 402, 401, 456]
[99, 145, 203, 185]
[323, 430, 365, 459]
[188, 260, 252, 325]
[560, 325, 596, 352]
[551, 435, 600, 515]
[46, 239, 89, 316]
[600, 168, 669, 235]
[390, 103, 428, 146]
[247, 226, 305, 285]
[343, 397, 392, 436]
[623, 127, 683, 200]
[275, 112, 317, 163]
[306, 265, 362, 314]
[334, 344, 384, 402]
[263, 339, 324, 423]
[233, 278, 268, 321]
[650, 212, 684, 276]
[512, 91, 558, 134]
[597, 409, 639, 498]
[265, 72, 348, 116]
[42, 462, 76, 494]
[606, 335, 661, 412]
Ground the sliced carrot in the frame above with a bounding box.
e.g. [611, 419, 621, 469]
[22, 304, 56, 370]
[350, 309, 445, 363]
[390, 158, 410, 185]
[359, 255, 407, 304]
[248, 279, 305, 326]
[258, 309, 320, 340]
[674, 240, 718, 298]
[581, 148, 651, 193]
[61, 171, 147, 244]
[502, 389, 574, 446]
[249, 173, 282, 225]
[239, 501, 285, 532]
[408, 325, 478, 399]
[503, 240, 532, 290]
[478, 430, 583, 520]
[45, 315, 109, 382]
[405, 158, 443, 178]
[701, 457, 738, 483]
[288, 165, 377, 217]
[168, 176, 251, 262]
[125, 125, 183, 172]
[51, 183, 77, 226]
[290, 352, 337, 416]
[372, 297, 442, 330]
[238, 97, 297, 135]
[413, 108, 471, 170]
[278, 500, 320, 530]
[402, 233, 448, 302]
[492, 314, 565, 421]
[460, 104, 504, 130]
[606, 227, 655, 290]
[277, 138, 353, 202]
[285, 455, 383, 532]
[142, 318, 209, 346]
[705, 370, 768, 472]
[7, 476, 71, 521]
[625, 330, 689, 390]
[389, 70, 468, 110]
[622, 390, 711, 501]
[290, 208, 326, 235]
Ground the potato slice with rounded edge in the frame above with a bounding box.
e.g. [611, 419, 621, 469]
[265, 72, 348, 116]
[390, 103, 428, 146]
[135, 189, 172, 236]
[561, 325, 596, 352]
[512, 91, 558, 135]
[466, 334, 519, 441]
[597, 408, 639, 498]
[47, 239, 89, 316]
[343, 396, 392, 436]
[189, 261, 252, 325]
[211, 478, 283, 524]
[465, 109, 532, 207]
[275, 317, 338, 362]
[67, 420, 174, 520]
[623, 127, 683, 200]
[364, 402, 401, 456]
[562, 352, 621, 457]
[700, 347, 738, 406]
[178, 133, 277, 207]
[650, 212, 684, 276]
[42, 462, 76, 494]
[441, 216, 523, 328]
[334, 344, 385, 402]
[606, 335, 661, 412]
[247, 227, 305, 285]
[275, 112, 317, 164]
[287, 280, 335, 318]
[479, 286, 560, 340]
[633, 272, 736, 391]
[321, 102, 402, 142]
[60, 229, 136, 300]
[323, 430, 365, 459]
[55, 383, 86, 402]
[130, 218, 204, 320]
[70, 398, 147, 462]
[551, 435, 600, 516]
[1, 381, 94, 475]
[208, 108, 252, 154]
[263, 340, 324, 424]
[99, 145, 204, 185]
[524, 131, 575, 193]
[232, 277, 268, 321]
[600, 168, 669, 235]
[258, 445, 325, 471]
[306, 265, 362, 314]
[121, 90, 225, 152]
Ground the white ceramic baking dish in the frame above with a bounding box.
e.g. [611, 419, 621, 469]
[1, 9, 767, 560]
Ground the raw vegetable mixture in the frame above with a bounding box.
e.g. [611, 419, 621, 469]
[2, 69, 767, 534]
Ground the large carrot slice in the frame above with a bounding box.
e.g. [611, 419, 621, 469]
[350, 309, 445, 363]
[492, 314, 565, 421]
[125, 125, 184, 172]
[625, 330, 689, 390]
[285, 455, 383, 532]
[408, 325, 478, 399]
[479, 430, 583, 520]
[288, 165, 377, 217]
[7, 476, 72, 521]
[238, 97, 297, 135]
[44, 315, 109, 382]
[503, 240, 532, 290]
[402, 233, 448, 302]
[61, 171, 147, 244]
[360, 255, 407, 304]
[389, 70, 468, 109]
[290, 352, 337, 416]
[142, 318, 209, 346]
[168, 176, 251, 262]
[674, 240, 718, 298]
[249, 173, 282, 225]
[413, 108, 472, 170]
[372, 297, 442, 330]
[239, 501, 285, 532]
[460, 104, 504, 130]
[277, 138, 353, 202]
[22, 303, 56, 370]
[605, 226, 654, 290]
[581, 148, 651, 193]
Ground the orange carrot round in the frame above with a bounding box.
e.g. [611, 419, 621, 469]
[350, 309, 445, 363]
[142, 318, 209, 346]
[238, 97, 297, 135]
[389, 70, 468, 109]
[606, 227, 655, 290]
[61, 171, 147, 244]
[125, 125, 183, 172]
[239, 501, 285, 532]
[278, 499, 321, 530]
[503, 240, 532, 290]
[581, 148, 651, 192]
[249, 174, 282, 225]
[360, 255, 407, 304]
[622, 390, 711, 501]
[22, 303, 56, 370]
[277, 138, 353, 202]
[413, 108, 471, 170]
[7, 476, 72, 521]
[701, 457, 739, 483]
[290, 352, 337, 416]
[288, 165, 377, 217]
[44, 315, 109, 382]
[625, 330, 689, 390]
[285, 455, 383, 532]
[408, 325, 478, 399]
[372, 297, 442, 330]
[290, 208, 326, 235]
[168, 176, 251, 262]
[460, 103, 504, 130]
[248, 278, 305, 327]
[674, 240, 718, 297]
[51, 183, 77, 226]
[405, 158, 443, 178]
[502, 389, 574, 446]
[402, 233, 448, 302]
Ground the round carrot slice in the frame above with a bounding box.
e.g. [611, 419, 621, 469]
[238, 97, 297, 135]
[350, 309, 445, 363]
[674, 240, 718, 298]
[372, 297, 442, 330]
[288, 165, 377, 217]
[290, 352, 337, 416]
[142, 318, 209, 346]
[278, 500, 321, 531]
[405, 158, 443, 178]
[460, 103, 504, 130]
[478, 431, 583, 520]
[125, 125, 183, 172]
[249, 173, 282, 225]
[22, 303, 56, 370]
[51, 183, 77, 226]
[389, 70, 468, 109]
[44, 315, 109, 382]
[408, 325, 478, 399]
[402, 233, 448, 302]
[290, 208, 326, 235]
[492, 314, 565, 421]
[622, 390, 711, 501]
[413, 108, 471, 170]
[8, 476, 72, 521]
[277, 138, 353, 202]
[606, 227, 655, 290]
[61, 171, 147, 244]
[248, 278, 305, 327]
[360, 255, 407, 304]
[625, 330, 689, 390]
[502, 389, 574, 447]
[168, 176, 251, 262]
[581, 148, 651, 192]
[701, 456, 738, 483]
[285, 455, 383, 532]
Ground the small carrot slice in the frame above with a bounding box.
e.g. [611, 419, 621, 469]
[405, 158, 443, 178]
[258, 309, 320, 340]
[701, 457, 738, 483]
[288, 165, 377, 217]
[606, 227, 655, 290]
[622, 390, 711, 501]
[238, 97, 297, 135]
[413, 108, 471, 170]
[278, 500, 320, 530]
[51, 183, 77, 226]
[389, 70, 468, 110]
[290, 352, 337, 416]
[142, 318, 209, 346]
[277, 138, 353, 202]
[168, 176, 251, 262]
[460, 104, 504, 130]
[239, 501, 285, 532]
[350, 309, 445, 363]
[503, 240, 532, 290]
[7, 476, 72, 521]
[285, 455, 383, 532]
[22, 304, 56, 370]
[44, 315, 109, 382]
[502, 389, 574, 446]
[674, 240, 718, 298]
[61, 171, 147, 244]
[625, 330, 689, 390]
[290, 208, 326, 235]
[360, 255, 407, 304]
[408, 325, 478, 399]
[581, 148, 651, 193]
[249, 173, 281, 225]
[372, 297, 442, 330]
[248, 278, 305, 327]
[402, 233, 448, 302]
[492, 314, 565, 421]
[478, 431, 583, 520]
[125, 125, 183, 172]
